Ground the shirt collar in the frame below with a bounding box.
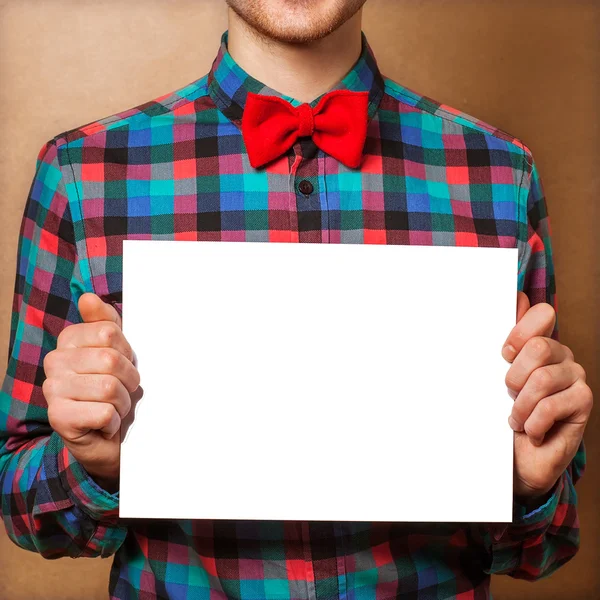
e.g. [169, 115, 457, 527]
[207, 30, 385, 128]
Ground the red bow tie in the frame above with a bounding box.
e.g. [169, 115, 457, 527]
[241, 90, 369, 169]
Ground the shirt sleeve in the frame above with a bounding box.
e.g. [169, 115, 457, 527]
[0, 139, 127, 558]
[480, 150, 586, 580]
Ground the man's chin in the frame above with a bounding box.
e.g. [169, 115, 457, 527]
[251, 24, 337, 45]
[226, 0, 366, 45]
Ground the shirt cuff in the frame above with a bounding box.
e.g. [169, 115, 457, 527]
[491, 476, 564, 544]
[53, 433, 120, 523]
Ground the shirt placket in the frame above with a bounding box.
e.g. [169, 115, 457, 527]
[308, 522, 345, 600]
[291, 140, 324, 243]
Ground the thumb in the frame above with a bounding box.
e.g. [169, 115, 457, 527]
[516, 291, 530, 323]
[78, 293, 122, 328]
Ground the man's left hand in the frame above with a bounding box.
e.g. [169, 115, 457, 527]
[502, 292, 593, 502]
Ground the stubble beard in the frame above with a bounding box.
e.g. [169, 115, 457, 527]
[225, 0, 367, 44]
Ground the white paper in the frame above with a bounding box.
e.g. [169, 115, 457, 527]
[120, 240, 517, 522]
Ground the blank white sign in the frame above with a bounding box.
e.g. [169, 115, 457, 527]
[119, 240, 516, 522]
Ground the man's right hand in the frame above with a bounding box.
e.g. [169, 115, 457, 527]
[43, 292, 140, 492]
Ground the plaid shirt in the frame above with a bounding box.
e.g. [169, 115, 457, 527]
[0, 30, 585, 600]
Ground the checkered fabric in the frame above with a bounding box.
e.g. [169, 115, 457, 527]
[0, 31, 584, 600]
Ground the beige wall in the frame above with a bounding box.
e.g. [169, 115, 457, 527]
[0, 1, 598, 598]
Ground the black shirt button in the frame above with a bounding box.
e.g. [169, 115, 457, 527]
[298, 180, 314, 195]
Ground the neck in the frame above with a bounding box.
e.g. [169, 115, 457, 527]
[226, 9, 363, 104]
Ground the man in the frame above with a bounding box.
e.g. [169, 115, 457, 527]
[0, 1, 593, 598]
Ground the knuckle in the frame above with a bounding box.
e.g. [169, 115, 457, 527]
[97, 404, 115, 428]
[47, 403, 65, 431]
[585, 388, 594, 412]
[537, 397, 555, 420]
[101, 376, 119, 398]
[124, 344, 134, 362]
[70, 411, 90, 438]
[42, 377, 58, 400]
[100, 348, 120, 372]
[132, 368, 141, 390]
[576, 381, 594, 412]
[527, 336, 552, 362]
[121, 393, 132, 417]
[125, 366, 141, 393]
[531, 366, 553, 390]
[56, 326, 73, 348]
[573, 362, 587, 381]
[98, 322, 119, 346]
[43, 351, 57, 373]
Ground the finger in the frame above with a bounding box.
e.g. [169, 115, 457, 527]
[56, 321, 134, 362]
[502, 302, 556, 362]
[522, 380, 594, 446]
[78, 293, 122, 329]
[516, 291, 530, 323]
[505, 336, 569, 394]
[43, 347, 140, 393]
[44, 373, 132, 418]
[48, 398, 121, 441]
[508, 361, 584, 431]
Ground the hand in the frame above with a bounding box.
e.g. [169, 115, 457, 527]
[43, 293, 140, 492]
[502, 292, 593, 501]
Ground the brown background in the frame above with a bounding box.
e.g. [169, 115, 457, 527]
[0, 1, 598, 598]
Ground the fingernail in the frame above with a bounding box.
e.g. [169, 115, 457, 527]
[508, 416, 522, 431]
[502, 344, 516, 362]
